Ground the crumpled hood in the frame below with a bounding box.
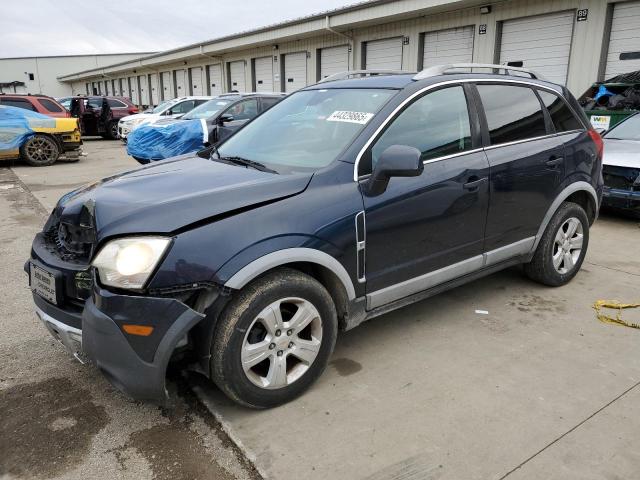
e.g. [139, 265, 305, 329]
[54, 155, 313, 241]
[602, 139, 640, 168]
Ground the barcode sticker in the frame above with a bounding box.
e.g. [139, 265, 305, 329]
[327, 111, 375, 125]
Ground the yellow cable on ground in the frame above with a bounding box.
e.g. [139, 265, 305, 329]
[593, 300, 640, 330]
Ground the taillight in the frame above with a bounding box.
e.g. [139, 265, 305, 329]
[128, 107, 139, 114]
[587, 129, 604, 159]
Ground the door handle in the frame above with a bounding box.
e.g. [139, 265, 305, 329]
[463, 177, 487, 191]
[545, 156, 564, 168]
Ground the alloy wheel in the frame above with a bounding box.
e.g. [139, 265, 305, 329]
[552, 217, 583, 274]
[241, 297, 323, 390]
[25, 136, 56, 164]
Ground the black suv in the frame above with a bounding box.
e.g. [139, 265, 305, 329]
[27, 64, 603, 408]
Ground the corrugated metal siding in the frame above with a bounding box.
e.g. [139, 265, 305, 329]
[229, 60, 246, 91]
[365, 37, 403, 69]
[605, 1, 640, 78]
[284, 52, 308, 92]
[207, 64, 223, 95]
[320, 45, 350, 79]
[499, 11, 575, 85]
[422, 26, 474, 67]
[254, 56, 274, 92]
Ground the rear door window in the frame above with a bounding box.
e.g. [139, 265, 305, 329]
[537, 90, 583, 133]
[171, 100, 196, 114]
[225, 99, 259, 120]
[107, 98, 127, 108]
[1, 98, 37, 111]
[260, 97, 281, 111]
[38, 98, 64, 113]
[477, 84, 547, 145]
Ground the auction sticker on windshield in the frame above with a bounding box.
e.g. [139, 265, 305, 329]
[327, 111, 374, 124]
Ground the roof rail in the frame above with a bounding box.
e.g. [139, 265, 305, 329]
[318, 70, 413, 83]
[413, 63, 546, 81]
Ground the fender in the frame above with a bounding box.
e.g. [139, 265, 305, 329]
[531, 181, 598, 252]
[224, 247, 356, 300]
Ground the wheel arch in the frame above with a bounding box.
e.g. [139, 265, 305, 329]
[532, 181, 598, 252]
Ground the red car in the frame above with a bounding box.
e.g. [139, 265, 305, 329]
[67, 96, 138, 139]
[0, 94, 69, 118]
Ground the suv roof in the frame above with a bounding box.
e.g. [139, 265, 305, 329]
[0, 92, 57, 99]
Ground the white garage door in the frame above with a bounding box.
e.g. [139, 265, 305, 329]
[320, 45, 349, 79]
[207, 64, 223, 95]
[128, 76, 139, 104]
[605, 1, 640, 79]
[139, 75, 149, 105]
[284, 52, 307, 92]
[229, 61, 246, 91]
[190, 67, 204, 95]
[254, 56, 274, 92]
[103, 81, 110, 96]
[160, 72, 173, 100]
[118, 78, 127, 96]
[365, 37, 403, 70]
[499, 12, 574, 85]
[422, 26, 474, 68]
[174, 69, 187, 96]
[149, 73, 159, 105]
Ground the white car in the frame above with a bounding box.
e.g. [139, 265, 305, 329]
[118, 96, 213, 140]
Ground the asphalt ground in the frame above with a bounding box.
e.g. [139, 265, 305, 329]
[2, 139, 639, 479]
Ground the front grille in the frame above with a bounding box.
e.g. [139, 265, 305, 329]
[603, 166, 640, 192]
[44, 221, 95, 262]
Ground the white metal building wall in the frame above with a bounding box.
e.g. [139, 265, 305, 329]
[283, 52, 307, 92]
[161, 71, 173, 100]
[174, 69, 188, 96]
[254, 56, 274, 92]
[139, 75, 149, 105]
[605, 1, 640, 78]
[365, 37, 404, 70]
[128, 76, 139, 104]
[498, 11, 575, 86]
[320, 45, 349, 79]
[207, 64, 223, 95]
[229, 60, 246, 91]
[149, 73, 159, 105]
[190, 66, 204, 95]
[422, 26, 474, 67]
[117, 78, 124, 96]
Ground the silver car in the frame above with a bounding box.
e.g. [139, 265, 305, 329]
[601, 113, 640, 214]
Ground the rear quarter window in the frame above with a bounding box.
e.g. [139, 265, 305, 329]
[107, 99, 127, 108]
[38, 98, 64, 113]
[477, 84, 547, 145]
[0, 98, 37, 111]
[537, 90, 583, 132]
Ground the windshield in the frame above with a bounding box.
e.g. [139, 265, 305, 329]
[217, 88, 395, 173]
[182, 99, 232, 120]
[604, 114, 640, 140]
[153, 100, 175, 114]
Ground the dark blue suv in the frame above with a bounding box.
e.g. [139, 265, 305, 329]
[27, 64, 603, 408]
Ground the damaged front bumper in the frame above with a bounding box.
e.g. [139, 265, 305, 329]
[602, 186, 640, 211]
[31, 271, 206, 403]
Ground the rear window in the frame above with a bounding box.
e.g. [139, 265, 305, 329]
[1, 98, 36, 111]
[477, 84, 547, 145]
[38, 98, 64, 112]
[107, 98, 127, 108]
[537, 90, 583, 133]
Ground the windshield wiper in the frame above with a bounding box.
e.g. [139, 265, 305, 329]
[217, 156, 279, 174]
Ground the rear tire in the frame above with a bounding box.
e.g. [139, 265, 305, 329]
[211, 268, 337, 408]
[101, 121, 119, 140]
[524, 201, 589, 286]
[20, 134, 59, 166]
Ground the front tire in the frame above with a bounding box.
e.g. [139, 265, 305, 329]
[20, 134, 59, 166]
[211, 268, 337, 408]
[524, 201, 589, 286]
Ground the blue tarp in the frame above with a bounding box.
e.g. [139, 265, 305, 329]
[126, 119, 208, 161]
[0, 106, 56, 155]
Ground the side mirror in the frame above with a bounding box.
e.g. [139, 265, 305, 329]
[218, 114, 234, 125]
[365, 145, 423, 196]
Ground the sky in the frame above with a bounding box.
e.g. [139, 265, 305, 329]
[0, 0, 359, 58]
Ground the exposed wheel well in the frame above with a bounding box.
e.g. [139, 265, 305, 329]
[566, 190, 597, 225]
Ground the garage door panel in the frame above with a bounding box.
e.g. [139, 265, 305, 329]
[190, 67, 204, 95]
[139, 75, 149, 105]
[365, 37, 403, 70]
[499, 12, 574, 85]
[160, 72, 173, 100]
[254, 56, 274, 92]
[284, 52, 307, 92]
[320, 45, 349, 79]
[423, 26, 474, 67]
[174, 70, 187, 96]
[229, 61, 246, 91]
[207, 64, 223, 95]
[605, 1, 640, 78]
